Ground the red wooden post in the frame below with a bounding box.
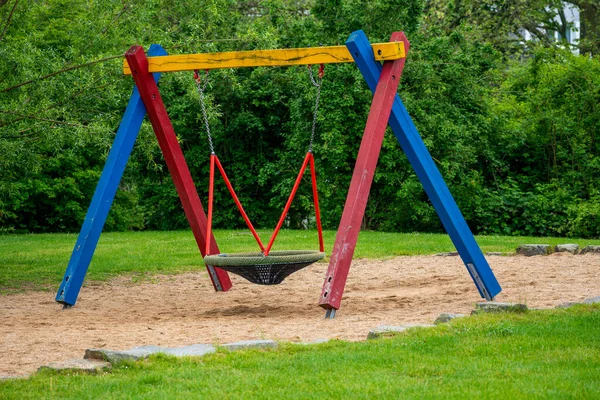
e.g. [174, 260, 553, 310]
[125, 46, 232, 292]
[319, 32, 408, 313]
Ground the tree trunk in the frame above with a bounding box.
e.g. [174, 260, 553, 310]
[580, 2, 599, 54]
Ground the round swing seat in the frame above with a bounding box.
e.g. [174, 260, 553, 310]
[204, 250, 325, 285]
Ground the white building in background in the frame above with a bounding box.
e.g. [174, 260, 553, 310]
[520, 2, 581, 53]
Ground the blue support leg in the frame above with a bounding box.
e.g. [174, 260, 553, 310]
[347, 30, 501, 300]
[55, 45, 168, 307]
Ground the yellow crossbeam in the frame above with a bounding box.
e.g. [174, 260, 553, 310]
[123, 42, 405, 75]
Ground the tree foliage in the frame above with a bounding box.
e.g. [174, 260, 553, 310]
[1, 0, 599, 238]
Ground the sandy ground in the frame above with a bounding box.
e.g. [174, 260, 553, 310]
[1, 253, 599, 377]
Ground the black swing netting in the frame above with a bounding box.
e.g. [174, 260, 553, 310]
[204, 250, 325, 285]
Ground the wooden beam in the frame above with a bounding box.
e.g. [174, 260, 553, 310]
[55, 44, 168, 307]
[125, 45, 233, 292]
[319, 32, 408, 312]
[123, 42, 405, 74]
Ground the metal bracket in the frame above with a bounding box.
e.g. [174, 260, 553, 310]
[324, 309, 337, 319]
[466, 263, 492, 301]
[206, 265, 223, 291]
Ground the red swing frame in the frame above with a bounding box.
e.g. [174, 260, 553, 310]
[205, 151, 325, 257]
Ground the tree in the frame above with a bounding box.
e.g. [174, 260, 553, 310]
[570, 0, 600, 54]
[422, 0, 596, 54]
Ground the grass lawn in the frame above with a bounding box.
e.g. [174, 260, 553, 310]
[1, 304, 598, 398]
[1, 230, 599, 294]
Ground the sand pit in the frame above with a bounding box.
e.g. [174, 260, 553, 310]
[1, 253, 599, 377]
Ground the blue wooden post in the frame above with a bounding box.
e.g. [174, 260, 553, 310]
[55, 45, 167, 307]
[347, 30, 501, 300]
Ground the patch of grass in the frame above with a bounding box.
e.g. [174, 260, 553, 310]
[1, 305, 599, 398]
[1, 230, 599, 293]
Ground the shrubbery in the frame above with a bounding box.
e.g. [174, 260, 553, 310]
[1, 0, 599, 238]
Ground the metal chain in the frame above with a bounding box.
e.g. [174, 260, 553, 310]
[194, 70, 215, 154]
[307, 65, 324, 153]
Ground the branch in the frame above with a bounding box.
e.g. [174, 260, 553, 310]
[0, 79, 108, 128]
[101, 3, 130, 36]
[0, 0, 18, 43]
[0, 110, 87, 127]
[0, 54, 122, 93]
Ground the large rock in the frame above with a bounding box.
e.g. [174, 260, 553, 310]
[39, 358, 110, 373]
[221, 340, 277, 351]
[472, 302, 528, 314]
[367, 324, 435, 340]
[85, 344, 216, 363]
[85, 346, 164, 363]
[434, 313, 467, 325]
[580, 245, 600, 255]
[554, 244, 579, 254]
[516, 244, 552, 256]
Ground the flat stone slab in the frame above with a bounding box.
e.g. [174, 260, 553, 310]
[39, 358, 111, 373]
[555, 244, 579, 254]
[367, 324, 435, 340]
[221, 340, 278, 351]
[85, 344, 216, 363]
[516, 244, 552, 256]
[297, 338, 330, 345]
[556, 301, 578, 309]
[85, 346, 163, 363]
[557, 296, 600, 309]
[581, 245, 600, 254]
[583, 296, 600, 304]
[486, 252, 511, 256]
[472, 302, 528, 314]
[434, 252, 459, 257]
[0, 375, 29, 380]
[434, 313, 467, 324]
[162, 344, 216, 357]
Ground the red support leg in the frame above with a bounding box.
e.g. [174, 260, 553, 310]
[319, 33, 408, 314]
[125, 46, 232, 292]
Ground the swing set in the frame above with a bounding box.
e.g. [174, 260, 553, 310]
[55, 30, 502, 318]
[196, 65, 326, 285]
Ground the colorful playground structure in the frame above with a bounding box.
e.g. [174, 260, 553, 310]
[55, 30, 502, 318]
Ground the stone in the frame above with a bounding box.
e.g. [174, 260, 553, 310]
[554, 244, 579, 254]
[367, 324, 435, 340]
[580, 245, 600, 255]
[583, 296, 600, 304]
[559, 296, 600, 308]
[556, 301, 579, 309]
[472, 302, 528, 314]
[434, 313, 467, 324]
[297, 338, 330, 345]
[85, 344, 217, 363]
[486, 252, 511, 256]
[39, 358, 110, 373]
[221, 340, 278, 351]
[163, 344, 216, 357]
[516, 244, 552, 256]
[434, 252, 459, 257]
[0, 375, 29, 380]
[85, 346, 165, 363]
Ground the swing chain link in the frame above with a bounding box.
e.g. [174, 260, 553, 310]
[307, 64, 324, 153]
[194, 69, 216, 155]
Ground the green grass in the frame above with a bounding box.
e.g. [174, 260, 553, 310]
[1, 229, 599, 294]
[1, 305, 599, 398]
